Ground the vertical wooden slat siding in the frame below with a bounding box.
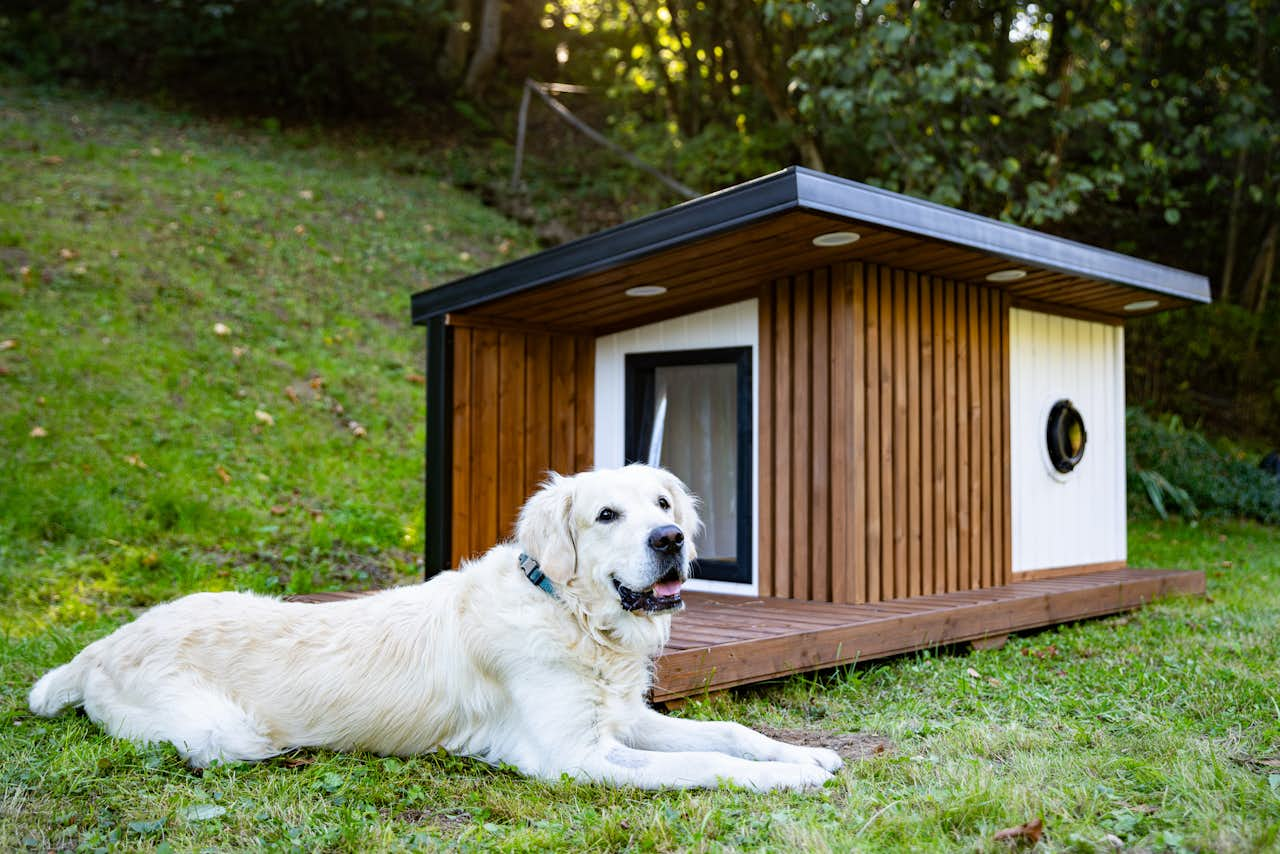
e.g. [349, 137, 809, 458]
[757, 285, 775, 598]
[450, 326, 593, 565]
[1000, 293, 1013, 585]
[918, 275, 934, 597]
[471, 328, 501, 559]
[791, 274, 812, 602]
[829, 264, 851, 605]
[968, 287, 983, 591]
[865, 267, 883, 602]
[773, 278, 793, 599]
[497, 332, 526, 539]
[811, 268, 831, 604]
[955, 283, 971, 593]
[943, 278, 959, 593]
[757, 262, 1009, 602]
[906, 272, 922, 598]
[878, 266, 895, 599]
[573, 336, 595, 472]
[451, 327, 473, 567]
[847, 264, 866, 605]
[549, 336, 577, 474]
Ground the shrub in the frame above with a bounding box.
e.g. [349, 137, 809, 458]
[1127, 408, 1280, 524]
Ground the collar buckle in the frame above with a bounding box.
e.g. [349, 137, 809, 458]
[519, 552, 556, 598]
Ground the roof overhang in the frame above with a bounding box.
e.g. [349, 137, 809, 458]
[411, 167, 1210, 333]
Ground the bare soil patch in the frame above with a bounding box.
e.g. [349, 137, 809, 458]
[754, 725, 893, 761]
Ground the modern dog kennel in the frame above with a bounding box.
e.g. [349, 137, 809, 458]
[410, 167, 1209, 702]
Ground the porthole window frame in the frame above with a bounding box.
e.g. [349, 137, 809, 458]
[1043, 398, 1088, 479]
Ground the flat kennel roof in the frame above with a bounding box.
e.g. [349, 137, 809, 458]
[411, 167, 1210, 333]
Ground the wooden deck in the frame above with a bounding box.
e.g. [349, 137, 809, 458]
[652, 568, 1203, 702]
[290, 568, 1203, 703]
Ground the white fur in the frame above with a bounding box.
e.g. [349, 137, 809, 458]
[29, 465, 842, 790]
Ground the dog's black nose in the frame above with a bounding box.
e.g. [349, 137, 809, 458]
[648, 525, 684, 554]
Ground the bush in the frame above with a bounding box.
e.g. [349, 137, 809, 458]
[1127, 408, 1280, 524]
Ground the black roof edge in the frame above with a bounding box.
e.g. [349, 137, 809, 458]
[410, 167, 802, 324]
[411, 166, 1211, 325]
[793, 167, 1211, 306]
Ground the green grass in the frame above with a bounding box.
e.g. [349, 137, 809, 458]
[3, 83, 1280, 851]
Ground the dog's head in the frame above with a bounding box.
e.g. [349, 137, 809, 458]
[514, 464, 701, 617]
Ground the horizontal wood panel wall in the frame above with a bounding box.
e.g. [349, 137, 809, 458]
[450, 326, 595, 566]
[759, 262, 1011, 603]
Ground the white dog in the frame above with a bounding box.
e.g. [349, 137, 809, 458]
[29, 465, 841, 790]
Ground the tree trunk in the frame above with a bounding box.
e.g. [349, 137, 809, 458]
[462, 0, 503, 98]
[437, 0, 473, 83]
[1241, 221, 1278, 314]
[727, 0, 824, 170]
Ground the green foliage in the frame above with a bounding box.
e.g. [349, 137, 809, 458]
[1127, 301, 1280, 441]
[0, 0, 452, 116]
[1127, 409, 1280, 524]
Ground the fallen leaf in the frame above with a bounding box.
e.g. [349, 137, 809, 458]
[498, 239, 512, 255]
[40, 155, 64, 165]
[0, 339, 16, 350]
[127, 818, 165, 835]
[59, 247, 78, 260]
[29, 426, 47, 438]
[298, 189, 314, 201]
[124, 454, 147, 469]
[179, 804, 226, 822]
[966, 667, 981, 679]
[988, 677, 1003, 687]
[255, 409, 275, 426]
[406, 373, 426, 385]
[293, 224, 305, 235]
[458, 251, 471, 262]
[0, 365, 10, 376]
[284, 386, 299, 403]
[270, 505, 288, 516]
[215, 465, 232, 484]
[232, 346, 248, 359]
[375, 208, 386, 221]
[993, 818, 1043, 844]
[279, 754, 315, 768]
[348, 420, 367, 438]
[309, 376, 324, 390]
[213, 322, 231, 336]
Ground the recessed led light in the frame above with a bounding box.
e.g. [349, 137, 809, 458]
[625, 285, 667, 297]
[1124, 299, 1159, 311]
[986, 268, 1027, 282]
[812, 231, 861, 247]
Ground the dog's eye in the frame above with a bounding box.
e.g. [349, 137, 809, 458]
[657, 496, 671, 511]
[596, 507, 619, 523]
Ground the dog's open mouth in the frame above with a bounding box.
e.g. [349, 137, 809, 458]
[613, 573, 684, 613]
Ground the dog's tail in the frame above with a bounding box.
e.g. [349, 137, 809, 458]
[29, 659, 87, 717]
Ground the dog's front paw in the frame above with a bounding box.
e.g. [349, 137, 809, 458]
[804, 746, 843, 773]
[744, 761, 833, 791]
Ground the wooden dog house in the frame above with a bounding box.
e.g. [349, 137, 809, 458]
[410, 167, 1208, 701]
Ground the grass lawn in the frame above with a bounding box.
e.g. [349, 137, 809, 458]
[2, 82, 1279, 852]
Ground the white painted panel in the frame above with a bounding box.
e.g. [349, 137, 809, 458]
[1009, 308, 1126, 572]
[595, 300, 759, 593]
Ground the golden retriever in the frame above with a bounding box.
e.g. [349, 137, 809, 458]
[29, 465, 841, 790]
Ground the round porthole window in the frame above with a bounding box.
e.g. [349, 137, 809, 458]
[1046, 399, 1087, 474]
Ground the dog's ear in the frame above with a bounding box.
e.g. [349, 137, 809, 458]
[515, 472, 578, 585]
[657, 468, 702, 562]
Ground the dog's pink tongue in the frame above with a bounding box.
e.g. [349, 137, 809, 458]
[653, 579, 683, 598]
